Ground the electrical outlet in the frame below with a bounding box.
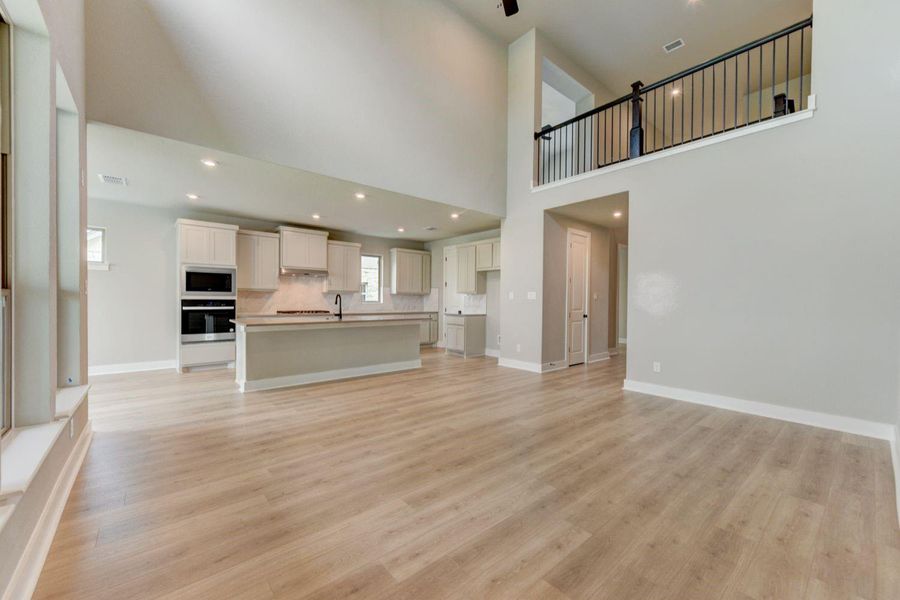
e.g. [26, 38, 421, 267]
[653, 361, 661, 373]
[508, 291, 514, 300]
[516, 344, 521, 353]
[69, 419, 74, 439]
[527, 291, 537, 300]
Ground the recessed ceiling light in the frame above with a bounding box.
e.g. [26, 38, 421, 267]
[186, 193, 199, 200]
[355, 192, 366, 200]
[450, 213, 460, 220]
[613, 211, 623, 218]
[312, 214, 321, 220]
[397, 227, 405, 233]
[671, 88, 680, 96]
[201, 159, 218, 167]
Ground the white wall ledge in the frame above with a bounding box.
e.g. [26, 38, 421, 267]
[532, 100, 816, 194]
[0, 421, 67, 501]
[55, 385, 90, 420]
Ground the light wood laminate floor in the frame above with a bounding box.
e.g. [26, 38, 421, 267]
[34, 350, 900, 599]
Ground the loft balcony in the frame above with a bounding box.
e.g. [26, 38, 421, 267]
[535, 17, 813, 186]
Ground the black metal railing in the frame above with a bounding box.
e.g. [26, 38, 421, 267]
[535, 16, 813, 185]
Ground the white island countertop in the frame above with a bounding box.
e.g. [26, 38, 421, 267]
[232, 314, 430, 328]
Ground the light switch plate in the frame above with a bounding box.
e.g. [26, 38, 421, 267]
[508, 291, 514, 300]
[527, 291, 537, 300]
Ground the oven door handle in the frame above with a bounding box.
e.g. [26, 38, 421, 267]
[181, 306, 235, 311]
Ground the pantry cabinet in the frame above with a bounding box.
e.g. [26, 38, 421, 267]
[390, 248, 431, 295]
[325, 241, 362, 292]
[237, 231, 280, 291]
[456, 244, 485, 294]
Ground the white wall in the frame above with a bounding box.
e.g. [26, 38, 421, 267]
[85, 0, 509, 216]
[501, 0, 900, 426]
[87, 199, 430, 369]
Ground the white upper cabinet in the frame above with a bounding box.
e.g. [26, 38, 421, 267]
[326, 241, 362, 292]
[456, 244, 486, 294]
[278, 226, 328, 271]
[475, 238, 501, 271]
[177, 219, 238, 266]
[390, 248, 431, 295]
[237, 231, 280, 291]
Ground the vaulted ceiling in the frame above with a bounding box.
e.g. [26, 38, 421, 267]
[445, 0, 812, 94]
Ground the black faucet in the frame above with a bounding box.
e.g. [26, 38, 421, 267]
[334, 294, 343, 320]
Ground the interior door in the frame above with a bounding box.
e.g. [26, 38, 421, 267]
[442, 246, 462, 347]
[566, 229, 589, 365]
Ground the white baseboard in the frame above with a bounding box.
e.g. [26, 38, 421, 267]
[892, 426, 900, 528]
[239, 359, 421, 392]
[3, 422, 93, 600]
[622, 379, 894, 440]
[497, 358, 542, 373]
[608, 347, 620, 357]
[484, 348, 500, 358]
[589, 352, 610, 363]
[542, 361, 568, 373]
[88, 359, 176, 376]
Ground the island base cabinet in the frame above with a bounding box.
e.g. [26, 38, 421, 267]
[179, 342, 235, 371]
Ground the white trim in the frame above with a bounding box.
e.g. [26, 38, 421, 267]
[542, 361, 568, 373]
[564, 228, 590, 367]
[608, 347, 620, 357]
[588, 352, 610, 363]
[534, 106, 816, 193]
[622, 379, 894, 440]
[88, 360, 177, 376]
[497, 358, 543, 373]
[2, 423, 92, 600]
[617, 338, 627, 345]
[239, 359, 421, 392]
[485, 348, 500, 358]
[54, 385, 90, 419]
[86, 262, 109, 271]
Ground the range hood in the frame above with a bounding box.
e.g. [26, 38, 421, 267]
[280, 267, 328, 277]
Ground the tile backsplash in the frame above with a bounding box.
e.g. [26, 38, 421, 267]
[237, 275, 437, 315]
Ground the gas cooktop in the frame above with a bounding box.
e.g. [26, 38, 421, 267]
[276, 309, 333, 315]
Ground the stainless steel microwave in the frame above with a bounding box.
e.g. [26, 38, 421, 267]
[181, 266, 236, 298]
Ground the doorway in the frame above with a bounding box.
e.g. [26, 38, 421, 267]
[617, 244, 628, 345]
[565, 228, 590, 365]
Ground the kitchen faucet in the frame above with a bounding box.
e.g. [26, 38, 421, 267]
[334, 294, 342, 320]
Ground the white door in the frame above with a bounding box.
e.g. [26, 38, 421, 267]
[566, 229, 590, 366]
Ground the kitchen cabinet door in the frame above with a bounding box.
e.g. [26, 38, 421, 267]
[308, 234, 328, 271]
[326, 242, 361, 292]
[180, 224, 211, 264]
[256, 235, 280, 290]
[475, 242, 493, 271]
[236, 234, 256, 289]
[209, 228, 237, 266]
[491, 240, 501, 269]
[280, 230, 310, 269]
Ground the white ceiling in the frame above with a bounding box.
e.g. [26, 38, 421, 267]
[88, 124, 500, 242]
[548, 192, 629, 229]
[445, 0, 812, 93]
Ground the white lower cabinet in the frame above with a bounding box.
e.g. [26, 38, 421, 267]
[444, 314, 485, 357]
[180, 342, 235, 369]
[419, 314, 438, 345]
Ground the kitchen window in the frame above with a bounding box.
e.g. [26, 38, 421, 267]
[87, 226, 108, 269]
[360, 254, 382, 303]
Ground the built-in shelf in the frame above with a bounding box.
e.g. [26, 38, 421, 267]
[55, 384, 90, 420]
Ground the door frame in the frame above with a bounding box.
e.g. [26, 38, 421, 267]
[564, 227, 591, 366]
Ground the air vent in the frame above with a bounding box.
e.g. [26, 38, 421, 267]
[98, 174, 128, 186]
[424, 226, 438, 232]
[663, 38, 685, 54]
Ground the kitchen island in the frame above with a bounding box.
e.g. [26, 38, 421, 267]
[231, 314, 430, 392]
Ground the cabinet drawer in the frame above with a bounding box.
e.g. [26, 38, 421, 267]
[181, 342, 235, 367]
[445, 315, 465, 326]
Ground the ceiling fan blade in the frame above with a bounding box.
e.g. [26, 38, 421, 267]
[502, 0, 519, 17]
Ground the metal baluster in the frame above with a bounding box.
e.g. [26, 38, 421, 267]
[799, 28, 805, 109]
[733, 56, 738, 130]
[746, 49, 750, 126]
[772, 39, 776, 118]
[786, 32, 790, 107]
[758, 45, 763, 122]
[702, 68, 706, 137]
[712, 65, 716, 134]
